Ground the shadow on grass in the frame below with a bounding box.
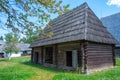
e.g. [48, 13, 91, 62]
[0, 59, 7, 61]
[0, 58, 9, 62]
[22, 61, 64, 73]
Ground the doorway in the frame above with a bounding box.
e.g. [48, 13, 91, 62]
[35, 52, 39, 64]
[66, 51, 72, 67]
[45, 47, 53, 64]
[72, 50, 78, 68]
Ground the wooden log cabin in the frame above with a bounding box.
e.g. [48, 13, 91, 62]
[30, 2, 117, 74]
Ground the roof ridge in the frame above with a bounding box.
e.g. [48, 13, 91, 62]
[84, 3, 89, 40]
[31, 2, 117, 47]
[49, 2, 88, 24]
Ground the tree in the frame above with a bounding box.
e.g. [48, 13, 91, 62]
[0, 36, 3, 40]
[3, 33, 20, 60]
[5, 33, 19, 42]
[0, 0, 69, 35]
[20, 30, 39, 44]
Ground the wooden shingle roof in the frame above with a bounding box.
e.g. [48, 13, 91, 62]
[31, 2, 117, 47]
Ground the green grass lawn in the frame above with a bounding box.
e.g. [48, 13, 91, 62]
[0, 57, 120, 80]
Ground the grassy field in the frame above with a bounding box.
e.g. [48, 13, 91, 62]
[0, 56, 120, 80]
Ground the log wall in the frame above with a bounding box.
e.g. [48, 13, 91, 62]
[86, 43, 114, 73]
[31, 41, 114, 74]
[57, 43, 81, 70]
[32, 47, 42, 64]
[32, 42, 82, 70]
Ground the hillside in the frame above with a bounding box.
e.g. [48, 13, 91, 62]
[101, 13, 120, 45]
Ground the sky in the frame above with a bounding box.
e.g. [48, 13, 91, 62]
[0, 0, 120, 37]
[62, 0, 120, 18]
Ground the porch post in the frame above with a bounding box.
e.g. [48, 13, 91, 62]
[112, 45, 116, 66]
[31, 48, 34, 63]
[81, 42, 87, 74]
[55, 44, 58, 67]
[41, 46, 43, 64]
[72, 50, 78, 69]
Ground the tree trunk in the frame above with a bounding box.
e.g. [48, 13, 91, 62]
[8, 53, 12, 60]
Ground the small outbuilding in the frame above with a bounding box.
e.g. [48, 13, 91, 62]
[30, 3, 117, 74]
[0, 40, 31, 57]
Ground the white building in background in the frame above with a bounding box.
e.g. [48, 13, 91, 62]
[0, 40, 31, 58]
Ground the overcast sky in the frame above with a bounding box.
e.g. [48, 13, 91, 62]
[0, 0, 120, 37]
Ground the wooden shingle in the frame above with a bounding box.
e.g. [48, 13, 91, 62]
[31, 2, 117, 47]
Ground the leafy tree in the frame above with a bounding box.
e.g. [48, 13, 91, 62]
[5, 33, 19, 42]
[0, 0, 70, 36]
[0, 36, 3, 40]
[3, 33, 20, 60]
[20, 30, 39, 44]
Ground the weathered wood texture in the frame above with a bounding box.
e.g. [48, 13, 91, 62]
[32, 47, 42, 64]
[41, 47, 43, 64]
[86, 43, 114, 73]
[32, 41, 115, 74]
[57, 43, 81, 70]
[31, 3, 86, 47]
[32, 45, 57, 67]
[31, 48, 34, 63]
[32, 42, 82, 70]
[86, 7, 116, 44]
[112, 45, 115, 66]
[80, 42, 87, 73]
[42, 45, 57, 67]
[54, 44, 58, 67]
[30, 3, 117, 47]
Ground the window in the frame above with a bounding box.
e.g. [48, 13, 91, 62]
[45, 47, 53, 64]
[66, 51, 72, 67]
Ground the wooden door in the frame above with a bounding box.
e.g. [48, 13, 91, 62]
[72, 50, 78, 69]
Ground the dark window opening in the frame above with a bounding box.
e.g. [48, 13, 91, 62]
[23, 51, 27, 54]
[0, 53, 4, 58]
[45, 47, 53, 64]
[66, 51, 72, 67]
[35, 52, 39, 64]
